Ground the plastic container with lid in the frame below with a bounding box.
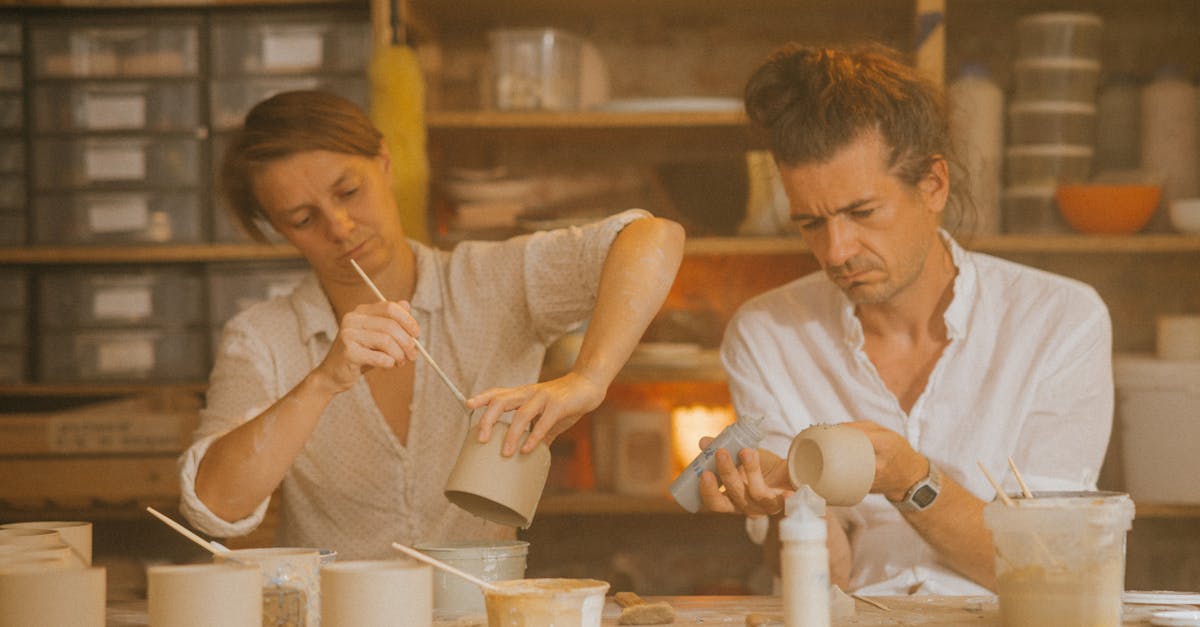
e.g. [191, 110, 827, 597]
[1009, 101, 1096, 145]
[1114, 353, 1200, 503]
[1013, 57, 1101, 103]
[1005, 144, 1093, 186]
[1016, 12, 1103, 60]
[487, 28, 583, 111]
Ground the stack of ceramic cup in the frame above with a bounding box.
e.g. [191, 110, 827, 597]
[0, 521, 106, 627]
[1003, 12, 1103, 233]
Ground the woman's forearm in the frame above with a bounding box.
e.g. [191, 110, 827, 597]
[570, 217, 685, 386]
[194, 370, 342, 521]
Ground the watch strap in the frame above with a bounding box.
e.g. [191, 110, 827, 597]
[893, 461, 943, 512]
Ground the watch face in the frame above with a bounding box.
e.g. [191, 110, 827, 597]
[911, 484, 938, 509]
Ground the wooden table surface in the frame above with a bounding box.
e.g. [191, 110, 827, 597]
[106, 594, 1181, 625]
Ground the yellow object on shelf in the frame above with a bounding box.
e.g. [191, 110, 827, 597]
[369, 44, 430, 243]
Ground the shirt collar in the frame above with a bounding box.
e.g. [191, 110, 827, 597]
[840, 229, 975, 347]
[292, 239, 445, 344]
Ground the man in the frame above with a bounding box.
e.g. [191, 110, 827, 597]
[698, 44, 1112, 595]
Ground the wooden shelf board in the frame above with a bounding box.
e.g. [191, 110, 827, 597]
[1133, 503, 1200, 519]
[685, 234, 1200, 256]
[0, 382, 206, 397]
[428, 110, 747, 130]
[3, 0, 361, 7]
[0, 244, 300, 264]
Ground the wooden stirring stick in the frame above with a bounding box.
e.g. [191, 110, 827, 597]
[977, 462, 1015, 506]
[1007, 457, 1034, 499]
[392, 542, 499, 592]
[349, 259, 469, 407]
[146, 506, 228, 555]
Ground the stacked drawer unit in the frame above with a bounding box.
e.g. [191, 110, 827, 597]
[208, 9, 370, 242]
[0, 270, 28, 383]
[206, 261, 308, 358]
[27, 16, 206, 245]
[36, 267, 209, 383]
[0, 16, 25, 246]
[1003, 12, 1102, 233]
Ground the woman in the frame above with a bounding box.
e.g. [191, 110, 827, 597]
[179, 90, 685, 559]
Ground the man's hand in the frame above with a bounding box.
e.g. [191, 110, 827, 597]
[842, 421, 929, 501]
[698, 440, 793, 516]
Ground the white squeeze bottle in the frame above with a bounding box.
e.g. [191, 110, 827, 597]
[1142, 65, 1199, 201]
[668, 414, 765, 513]
[947, 63, 1004, 234]
[781, 485, 830, 627]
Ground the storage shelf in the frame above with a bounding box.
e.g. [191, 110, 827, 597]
[0, 382, 207, 397]
[4, 0, 361, 7]
[685, 234, 1200, 256]
[428, 110, 747, 130]
[0, 243, 300, 264]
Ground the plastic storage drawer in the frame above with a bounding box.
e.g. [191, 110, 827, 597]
[0, 138, 24, 173]
[0, 270, 27, 310]
[32, 190, 204, 244]
[207, 261, 308, 328]
[0, 22, 20, 55]
[0, 58, 20, 91]
[37, 328, 208, 383]
[33, 81, 201, 132]
[0, 95, 23, 132]
[210, 75, 368, 129]
[0, 347, 25, 383]
[31, 136, 201, 189]
[0, 310, 25, 345]
[210, 17, 369, 76]
[31, 22, 199, 78]
[0, 210, 25, 245]
[38, 267, 205, 328]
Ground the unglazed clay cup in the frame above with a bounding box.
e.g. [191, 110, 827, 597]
[1, 521, 91, 566]
[321, 559, 432, 627]
[0, 565, 106, 627]
[148, 563, 263, 627]
[0, 543, 77, 569]
[483, 578, 610, 627]
[413, 539, 528, 617]
[444, 419, 552, 528]
[0, 527, 61, 549]
[215, 547, 321, 627]
[786, 423, 876, 506]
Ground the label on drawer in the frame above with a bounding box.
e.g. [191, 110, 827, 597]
[83, 91, 147, 129]
[85, 144, 146, 181]
[87, 194, 149, 233]
[46, 413, 185, 453]
[263, 28, 323, 70]
[97, 338, 154, 373]
[93, 286, 152, 320]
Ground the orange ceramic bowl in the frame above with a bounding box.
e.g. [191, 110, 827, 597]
[1055, 184, 1161, 235]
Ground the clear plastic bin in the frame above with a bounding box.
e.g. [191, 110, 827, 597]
[0, 139, 23, 173]
[1002, 184, 1068, 233]
[31, 22, 199, 78]
[487, 29, 583, 111]
[37, 267, 205, 328]
[0, 58, 21, 90]
[0, 94, 23, 131]
[1005, 144, 1093, 186]
[210, 17, 370, 76]
[207, 261, 308, 328]
[32, 191, 203, 244]
[0, 347, 26, 383]
[31, 136, 200, 189]
[33, 81, 201, 132]
[1013, 58, 1101, 103]
[0, 210, 25, 245]
[37, 327, 209, 383]
[1008, 101, 1096, 145]
[1016, 12, 1103, 60]
[0, 310, 26, 345]
[0, 22, 21, 55]
[209, 75, 367, 129]
[0, 175, 24, 210]
[0, 270, 27, 310]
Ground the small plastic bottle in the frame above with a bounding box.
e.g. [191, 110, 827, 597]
[780, 485, 830, 627]
[947, 62, 1004, 234]
[668, 414, 765, 513]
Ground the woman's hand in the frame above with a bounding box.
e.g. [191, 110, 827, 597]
[699, 442, 792, 517]
[467, 371, 606, 456]
[314, 300, 422, 393]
